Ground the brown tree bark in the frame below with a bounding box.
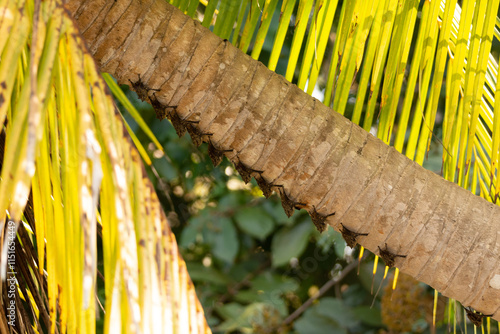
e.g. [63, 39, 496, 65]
[67, 0, 500, 319]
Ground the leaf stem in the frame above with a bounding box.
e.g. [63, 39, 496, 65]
[279, 259, 360, 330]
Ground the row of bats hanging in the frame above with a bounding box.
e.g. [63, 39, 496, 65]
[129, 76, 491, 327]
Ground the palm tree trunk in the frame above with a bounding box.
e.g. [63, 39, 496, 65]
[67, 0, 500, 319]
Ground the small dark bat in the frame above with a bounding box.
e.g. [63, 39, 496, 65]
[166, 111, 187, 137]
[309, 206, 335, 233]
[340, 223, 368, 248]
[178, 118, 199, 139]
[207, 140, 232, 167]
[128, 74, 158, 102]
[185, 123, 206, 147]
[378, 243, 406, 268]
[193, 131, 214, 147]
[276, 186, 306, 218]
[148, 92, 166, 115]
[149, 93, 199, 138]
[255, 176, 273, 198]
[464, 307, 492, 327]
[234, 161, 263, 184]
[187, 127, 202, 147]
[149, 93, 176, 121]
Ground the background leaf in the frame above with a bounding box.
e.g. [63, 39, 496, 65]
[209, 217, 239, 263]
[271, 219, 314, 267]
[234, 206, 275, 240]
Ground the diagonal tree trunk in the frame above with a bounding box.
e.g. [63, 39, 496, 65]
[67, 0, 500, 319]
